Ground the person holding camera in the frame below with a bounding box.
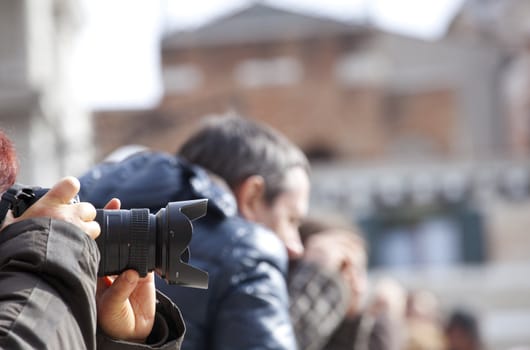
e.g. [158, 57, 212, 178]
[0, 130, 185, 349]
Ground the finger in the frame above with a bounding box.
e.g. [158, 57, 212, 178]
[43, 176, 80, 204]
[96, 275, 117, 299]
[96, 277, 110, 300]
[103, 198, 121, 210]
[102, 270, 140, 305]
[75, 202, 97, 221]
[103, 276, 115, 286]
[82, 220, 101, 240]
[97, 275, 116, 290]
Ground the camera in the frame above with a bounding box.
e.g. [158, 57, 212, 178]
[0, 184, 209, 289]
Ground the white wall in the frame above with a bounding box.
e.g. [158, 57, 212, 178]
[0, 0, 94, 187]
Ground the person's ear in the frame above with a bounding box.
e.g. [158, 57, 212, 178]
[234, 175, 266, 221]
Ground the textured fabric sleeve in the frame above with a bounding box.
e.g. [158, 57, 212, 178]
[288, 260, 351, 350]
[96, 291, 185, 350]
[0, 218, 99, 350]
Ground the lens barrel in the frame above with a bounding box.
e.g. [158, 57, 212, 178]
[95, 199, 208, 289]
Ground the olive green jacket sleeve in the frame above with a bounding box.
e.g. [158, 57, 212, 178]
[0, 218, 185, 350]
[0, 218, 99, 350]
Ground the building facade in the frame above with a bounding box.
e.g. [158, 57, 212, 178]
[95, 3, 504, 163]
[0, 0, 93, 186]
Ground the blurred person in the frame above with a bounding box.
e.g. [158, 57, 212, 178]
[79, 113, 309, 349]
[403, 289, 446, 350]
[289, 216, 400, 350]
[358, 277, 408, 350]
[444, 308, 482, 350]
[367, 277, 407, 325]
[0, 130, 185, 349]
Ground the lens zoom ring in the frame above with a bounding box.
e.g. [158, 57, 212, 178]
[129, 209, 149, 276]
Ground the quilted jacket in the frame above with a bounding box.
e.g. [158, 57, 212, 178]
[79, 151, 297, 350]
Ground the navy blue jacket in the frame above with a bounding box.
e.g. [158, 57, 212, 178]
[79, 151, 297, 350]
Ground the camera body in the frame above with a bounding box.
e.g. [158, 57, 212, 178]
[0, 184, 209, 289]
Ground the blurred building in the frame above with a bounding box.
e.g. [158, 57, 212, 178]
[95, 3, 504, 162]
[448, 0, 530, 158]
[91, 2, 530, 348]
[0, 0, 93, 186]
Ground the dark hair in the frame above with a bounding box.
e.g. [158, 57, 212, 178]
[446, 308, 480, 339]
[179, 113, 309, 203]
[0, 130, 18, 193]
[299, 215, 366, 249]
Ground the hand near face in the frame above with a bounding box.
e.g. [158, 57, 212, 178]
[303, 230, 368, 316]
[96, 198, 156, 343]
[303, 230, 361, 273]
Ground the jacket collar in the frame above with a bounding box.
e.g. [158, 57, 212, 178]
[182, 160, 238, 218]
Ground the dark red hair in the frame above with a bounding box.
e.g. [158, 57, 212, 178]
[0, 130, 18, 193]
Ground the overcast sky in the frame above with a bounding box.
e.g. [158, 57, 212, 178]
[71, 0, 465, 110]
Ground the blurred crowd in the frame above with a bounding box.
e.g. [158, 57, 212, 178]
[290, 213, 484, 350]
[0, 113, 506, 350]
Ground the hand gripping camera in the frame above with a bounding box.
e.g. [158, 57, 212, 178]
[0, 184, 209, 289]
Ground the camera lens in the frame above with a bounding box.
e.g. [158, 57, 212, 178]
[94, 199, 209, 288]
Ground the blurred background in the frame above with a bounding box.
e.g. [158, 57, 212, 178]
[1, 0, 530, 348]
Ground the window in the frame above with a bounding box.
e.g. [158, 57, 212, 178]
[335, 51, 390, 87]
[359, 204, 486, 269]
[234, 57, 303, 88]
[162, 64, 203, 94]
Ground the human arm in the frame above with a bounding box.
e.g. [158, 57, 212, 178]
[0, 177, 101, 349]
[211, 259, 297, 350]
[0, 177, 184, 349]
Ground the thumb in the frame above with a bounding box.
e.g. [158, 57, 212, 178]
[43, 176, 80, 204]
[102, 270, 140, 306]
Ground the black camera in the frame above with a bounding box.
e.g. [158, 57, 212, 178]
[0, 184, 209, 289]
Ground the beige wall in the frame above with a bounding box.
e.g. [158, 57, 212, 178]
[0, 0, 93, 186]
[95, 34, 463, 163]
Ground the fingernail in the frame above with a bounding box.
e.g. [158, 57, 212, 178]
[124, 270, 138, 284]
[103, 276, 113, 286]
